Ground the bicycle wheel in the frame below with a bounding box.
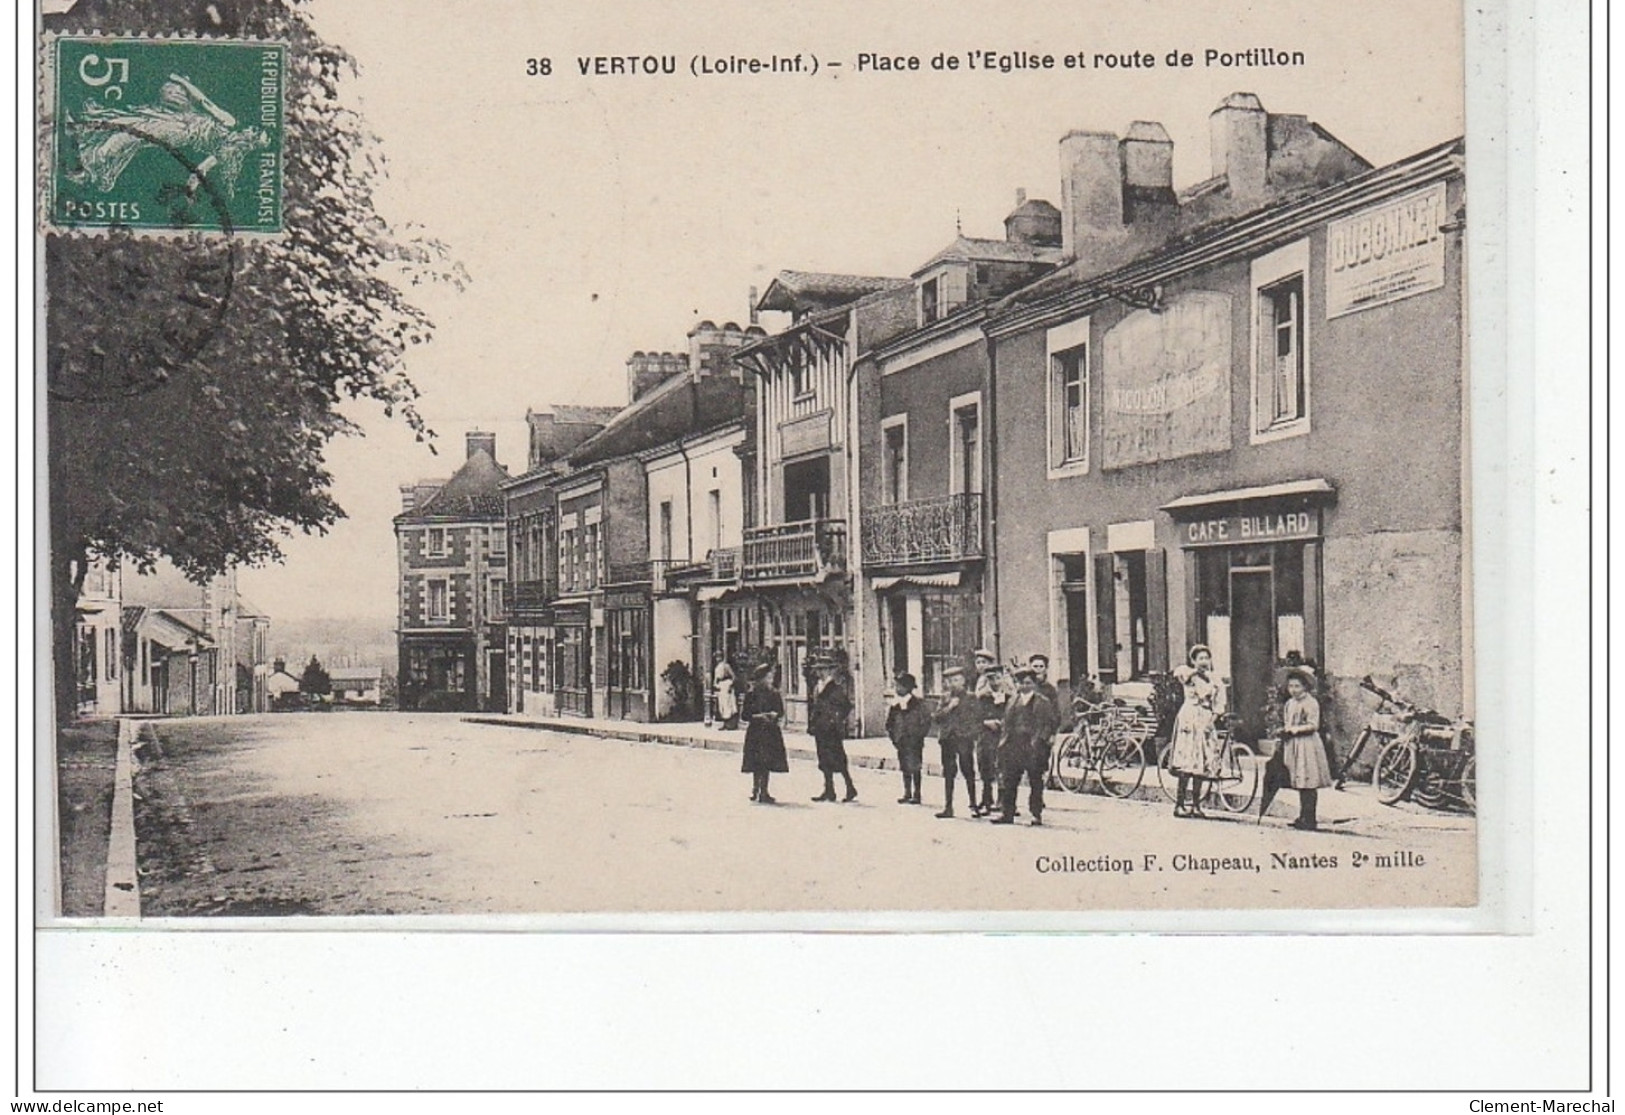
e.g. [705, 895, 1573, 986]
[1097, 731, 1148, 798]
[1155, 741, 1178, 803]
[1052, 731, 1091, 795]
[1373, 738, 1419, 804]
[1458, 755, 1476, 813]
[1213, 743, 1258, 813]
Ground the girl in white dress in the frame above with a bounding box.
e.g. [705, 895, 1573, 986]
[1169, 645, 1225, 819]
[1277, 667, 1332, 830]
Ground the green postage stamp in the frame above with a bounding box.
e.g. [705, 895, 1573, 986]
[46, 35, 286, 234]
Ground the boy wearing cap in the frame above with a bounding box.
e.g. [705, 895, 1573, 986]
[992, 666, 1061, 826]
[971, 649, 1009, 817]
[886, 673, 930, 804]
[931, 665, 981, 818]
[1027, 653, 1061, 811]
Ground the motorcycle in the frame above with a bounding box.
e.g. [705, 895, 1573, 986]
[1339, 675, 1474, 812]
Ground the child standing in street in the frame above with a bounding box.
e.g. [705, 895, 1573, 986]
[886, 673, 930, 805]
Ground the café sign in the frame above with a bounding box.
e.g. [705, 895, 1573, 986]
[1181, 508, 1321, 548]
[1325, 183, 1448, 318]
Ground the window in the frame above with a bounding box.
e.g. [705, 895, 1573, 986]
[948, 393, 981, 495]
[426, 527, 446, 557]
[1259, 276, 1306, 428]
[1054, 346, 1088, 466]
[427, 579, 449, 622]
[1045, 318, 1091, 476]
[105, 627, 118, 680]
[881, 417, 908, 504]
[488, 578, 505, 618]
[790, 350, 811, 398]
[658, 500, 673, 562]
[584, 522, 601, 588]
[707, 489, 723, 552]
[1251, 239, 1311, 441]
[920, 277, 940, 324]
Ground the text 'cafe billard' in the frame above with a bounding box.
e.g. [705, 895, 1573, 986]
[1163, 484, 1330, 744]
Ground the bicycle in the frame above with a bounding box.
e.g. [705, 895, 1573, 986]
[1155, 714, 1259, 814]
[1050, 698, 1150, 798]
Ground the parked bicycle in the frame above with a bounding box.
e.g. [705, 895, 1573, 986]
[1155, 713, 1259, 814]
[1344, 676, 1475, 812]
[1050, 697, 1150, 798]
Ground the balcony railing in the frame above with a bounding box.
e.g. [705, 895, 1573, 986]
[861, 492, 984, 567]
[509, 576, 559, 614]
[741, 520, 847, 582]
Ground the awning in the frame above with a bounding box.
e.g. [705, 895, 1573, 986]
[871, 571, 962, 591]
[1160, 478, 1336, 515]
[696, 585, 735, 602]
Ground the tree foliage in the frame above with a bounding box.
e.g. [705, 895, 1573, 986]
[46, 0, 462, 717]
[298, 654, 331, 696]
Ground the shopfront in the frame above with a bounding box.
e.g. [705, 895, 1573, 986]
[873, 572, 982, 698]
[604, 589, 651, 721]
[1164, 482, 1332, 743]
[551, 601, 593, 717]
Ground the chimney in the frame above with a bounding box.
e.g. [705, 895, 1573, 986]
[627, 351, 687, 402]
[1015, 187, 1027, 206]
[399, 484, 418, 513]
[1059, 130, 1123, 258]
[1210, 93, 1268, 201]
[1120, 121, 1176, 222]
[747, 286, 759, 326]
[466, 430, 496, 460]
[273, 657, 286, 674]
[689, 320, 754, 382]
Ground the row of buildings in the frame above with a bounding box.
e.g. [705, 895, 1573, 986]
[395, 92, 1469, 752]
[72, 562, 273, 718]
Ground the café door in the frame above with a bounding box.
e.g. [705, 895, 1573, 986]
[1228, 568, 1274, 743]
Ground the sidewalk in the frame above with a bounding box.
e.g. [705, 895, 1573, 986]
[462, 712, 1474, 830]
[464, 712, 907, 772]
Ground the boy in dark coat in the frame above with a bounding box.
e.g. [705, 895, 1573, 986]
[808, 653, 858, 803]
[972, 648, 1010, 816]
[931, 665, 981, 818]
[886, 673, 931, 804]
[991, 667, 1061, 826]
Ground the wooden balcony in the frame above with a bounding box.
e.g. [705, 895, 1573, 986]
[861, 492, 984, 568]
[741, 520, 847, 582]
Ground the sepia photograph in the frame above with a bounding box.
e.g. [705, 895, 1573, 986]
[36, 0, 1487, 924]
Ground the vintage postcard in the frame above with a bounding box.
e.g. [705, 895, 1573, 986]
[40, 0, 1481, 922]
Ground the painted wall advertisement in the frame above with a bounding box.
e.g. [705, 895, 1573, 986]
[1325, 182, 1449, 317]
[1100, 291, 1232, 469]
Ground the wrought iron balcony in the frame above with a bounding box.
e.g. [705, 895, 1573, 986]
[741, 520, 847, 582]
[861, 492, 984, 568]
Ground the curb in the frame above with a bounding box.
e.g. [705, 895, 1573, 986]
[102, 719, 141, 918]
[464, 716, 919, 775]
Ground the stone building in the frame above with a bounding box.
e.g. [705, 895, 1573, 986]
[503, 322, 757, 721]
[728, 274, 917, 728]
[850, 196, 1066, 723]
[983, 94, 1466, 753]
[394, 431, 510, 712]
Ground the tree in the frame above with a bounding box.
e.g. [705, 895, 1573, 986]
[298, 655, 331, 698]
[45, 0, 463, 720]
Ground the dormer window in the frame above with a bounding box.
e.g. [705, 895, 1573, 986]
[920, 277, 940, 325]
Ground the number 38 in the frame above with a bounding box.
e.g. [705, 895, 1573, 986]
[525, 57, 552, 76]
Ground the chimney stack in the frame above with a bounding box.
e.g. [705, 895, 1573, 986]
[399, 484, 417, 513]
[627, 351, 688, 402]
[747, 286, 759, 326]
[1210, 93, 1268, 201]
[1059, 130, 1123, 258]
[466, 430, 497, 460]
[688, 320, 754, 382]
[1120, 121, 1176, 222]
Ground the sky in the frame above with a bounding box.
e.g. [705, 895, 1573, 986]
[238, 0, 1465, 624]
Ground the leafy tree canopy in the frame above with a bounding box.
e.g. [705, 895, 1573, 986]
[298, 654, 331, 696]
[46, 0, 462, 717]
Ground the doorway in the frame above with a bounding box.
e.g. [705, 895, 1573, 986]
[1228, 569, 1274, 742]
[783, 455, 831, 522]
